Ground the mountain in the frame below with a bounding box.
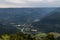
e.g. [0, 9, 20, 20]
[0, 24, 17, 34]
[0, 8, 58, 34]
[32, 8, 60, 33]
[0, 8, 55, 24]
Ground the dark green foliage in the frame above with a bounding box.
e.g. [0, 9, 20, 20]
[0, 32, 57, 40]
[9, 32, 34, 40]
[57, 36, 60, 40]
[44, 33, 56, 40]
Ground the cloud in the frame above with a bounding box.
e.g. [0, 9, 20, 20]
[6, 0, 26, 3]
[0, 0, 60, 8]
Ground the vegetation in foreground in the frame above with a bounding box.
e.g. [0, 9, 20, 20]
[0, 32, 59, 40]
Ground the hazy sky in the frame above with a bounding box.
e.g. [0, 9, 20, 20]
[0, 0, 60, 8]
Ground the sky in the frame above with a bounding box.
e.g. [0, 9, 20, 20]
[0, 0, 60, 8]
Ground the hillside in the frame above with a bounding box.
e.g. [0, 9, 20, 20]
[0, 24, 17, 34]
[0, 8, 55, 24]
[32, 8, 60, 33]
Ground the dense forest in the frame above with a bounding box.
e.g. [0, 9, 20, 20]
[0, 32, 59, 40]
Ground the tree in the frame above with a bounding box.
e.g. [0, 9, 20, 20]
[1, 34, 10, 40]
[44, 33, 56, 40]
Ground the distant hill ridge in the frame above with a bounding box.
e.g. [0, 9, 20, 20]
[32, 8, 60, 33]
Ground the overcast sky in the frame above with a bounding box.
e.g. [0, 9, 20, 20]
[0, 0, 60, 8]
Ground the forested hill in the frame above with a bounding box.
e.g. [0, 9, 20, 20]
[0, 8, 55, 24]
[32, 8, 60, 33]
